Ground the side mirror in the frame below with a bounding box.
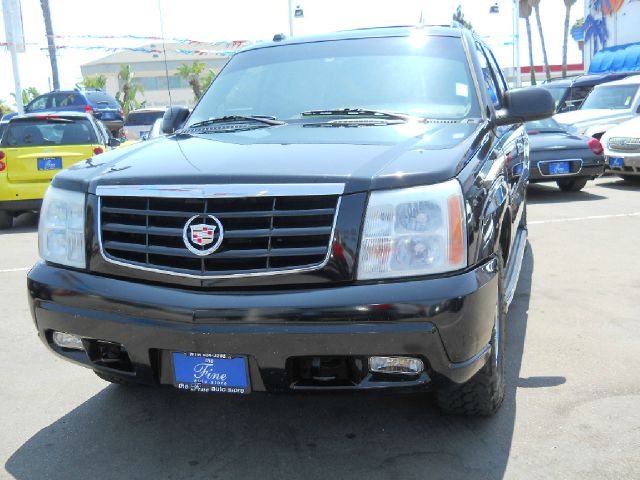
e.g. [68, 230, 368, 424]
[162, 106, 190, 134]
[108, 137, 122, 147]
[495, 88, 555, 126]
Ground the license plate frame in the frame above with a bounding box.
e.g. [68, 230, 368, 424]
[172, 352, 251, 394]
[609, 156, 624, 168]
[548, 161, 570, 175]
[37, 157, 63, 171]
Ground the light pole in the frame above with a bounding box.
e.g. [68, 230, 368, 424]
[287, 0, 304, 37]
[2, 0, 24, 113]
[489, 1, 521, 88]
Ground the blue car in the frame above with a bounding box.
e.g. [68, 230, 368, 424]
[7, 88, 124, 135]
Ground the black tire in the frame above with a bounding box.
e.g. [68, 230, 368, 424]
[556, 178, 588, 192]
[94, 370, 135, 386]
[0, 210, 12, 230]
[620, 175, 640, 183]
[436, 253, 506, 416]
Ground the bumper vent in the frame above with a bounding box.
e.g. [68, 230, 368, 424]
[98, 186, 341, 278]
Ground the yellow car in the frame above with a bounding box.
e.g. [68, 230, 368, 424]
[0, 112, 120, 228]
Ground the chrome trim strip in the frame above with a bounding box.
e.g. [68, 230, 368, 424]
[504, 226, 527, 309]
[97, 195, 342, 279]
[95, 183, 345, 198]
[536, 159, 583, 177]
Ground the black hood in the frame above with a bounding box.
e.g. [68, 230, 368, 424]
[528, 130, 590, 152]
[54, 121, 484, 194]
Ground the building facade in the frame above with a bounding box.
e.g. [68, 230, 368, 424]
[80, 42, 250, 108]
[581, 0, 640, 72]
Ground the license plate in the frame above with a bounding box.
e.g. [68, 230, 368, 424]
[548, 161, 570, 175]
[37, 157, 62, 170]
[609, 157, 624, 168]
[172, 352, 250, 393]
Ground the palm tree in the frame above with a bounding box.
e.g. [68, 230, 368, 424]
[452, 5, 474, 31]
[201, 69, 216, 92]
[520, 0, 536, 85]
[529, 0, 551, 81]
[115, 65, 144, 116]
[562, 0, 577, 78]
[40, 0, 60, 90]
[10, 87, 40, 107]
[177, 61, 207, 101]
[0, 99, 14, 116]
[81, 74, 107, 90]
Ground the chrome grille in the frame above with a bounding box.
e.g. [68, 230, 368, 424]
[608, 137, 640, 152]
[98, 185, 342, 278]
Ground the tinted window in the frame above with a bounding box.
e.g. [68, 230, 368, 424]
[190, 36, 481, 123]
[125, 111, 165, 126]
[86, 91, 119, 107]
[581, 85, 639, 110]
[1, 118, 98, 147]
[542, 86, 568, 108]
[53, 92, 84, 107]
[27, 95, 48, 111]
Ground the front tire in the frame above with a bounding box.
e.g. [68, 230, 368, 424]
[0, 210, 13, 229]
[436, 253, 506, 416]
[556, 178, 588, 192]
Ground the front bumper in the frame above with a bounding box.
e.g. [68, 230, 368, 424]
[27, 258, 499, 392]
[606, 154, 640, 176]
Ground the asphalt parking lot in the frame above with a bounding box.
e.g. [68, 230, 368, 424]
[0, 176, 639, 480]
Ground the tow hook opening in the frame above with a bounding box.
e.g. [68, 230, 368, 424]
[85, 339, 134, 373]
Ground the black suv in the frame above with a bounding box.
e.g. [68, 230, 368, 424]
[22, 88, 124, 135]
[27, 26, 553, 416]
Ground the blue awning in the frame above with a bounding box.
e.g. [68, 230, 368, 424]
[589, 42, 640, 73]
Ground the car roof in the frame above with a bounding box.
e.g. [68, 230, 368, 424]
[594, 74, 640, 87]
[11, 111, 94, 121]
[243, 25, 463, 52]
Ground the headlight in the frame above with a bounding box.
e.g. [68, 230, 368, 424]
[357, 180, 466, 280]
[38, 186, 86, 268]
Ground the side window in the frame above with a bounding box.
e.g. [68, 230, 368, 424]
[54, 93, 80, 108]
[483, 45, 508, 95]
[27, 95, 48, 111]
[475, 42, 502, 109]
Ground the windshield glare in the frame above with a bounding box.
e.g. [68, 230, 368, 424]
[525, 118, 563, 131]
[581, 84, 639, 110]
[188, 36, 481, 126]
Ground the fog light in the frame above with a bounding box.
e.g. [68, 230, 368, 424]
[369, 356, 424, 375]
[52, 331, 84, 350]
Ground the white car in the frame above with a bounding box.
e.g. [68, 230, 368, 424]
[122, 108, 166, 141]
[601, 116, 640, 181]
[554, 75, 640, 138]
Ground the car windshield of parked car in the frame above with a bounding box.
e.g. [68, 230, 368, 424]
[188, 35, 481, 125]
[125, 111, 165, 126]
[1, 117, 98, 147]
[580, 84, 639, 110]
[542, 86, 568, 108]
[525, 118, 565, 132]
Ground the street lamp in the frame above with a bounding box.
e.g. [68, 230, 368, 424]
[288, 1, 304, 36]
[489, 1, 521, 88]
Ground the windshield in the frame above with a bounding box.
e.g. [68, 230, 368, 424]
[542, 86, 568, 108]
[525, 118, 564, 132]
[125, 111, 165, 126]
[1, 118, 98, 147]
[581, 84, 639, 110]
[188, 36, 481, 125]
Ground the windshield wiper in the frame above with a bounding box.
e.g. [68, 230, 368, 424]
[187, 115, 285, 129]
[301, 108, 420, 122]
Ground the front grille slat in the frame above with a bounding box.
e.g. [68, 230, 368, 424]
[99, 190, 340, 278]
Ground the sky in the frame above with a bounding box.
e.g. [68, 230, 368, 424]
[1, 0, 585, 106]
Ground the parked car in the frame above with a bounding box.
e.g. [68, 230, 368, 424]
[21, 88, 124, 135]
[0, 111, 120, 228]
[525, 118, 605, 191]
[27, 26, 554, 416]
[123, 108, 166, 141]
[601, 116, 640, 181]
[541, 72, 633, 113]
[554, 75, 640, 139]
